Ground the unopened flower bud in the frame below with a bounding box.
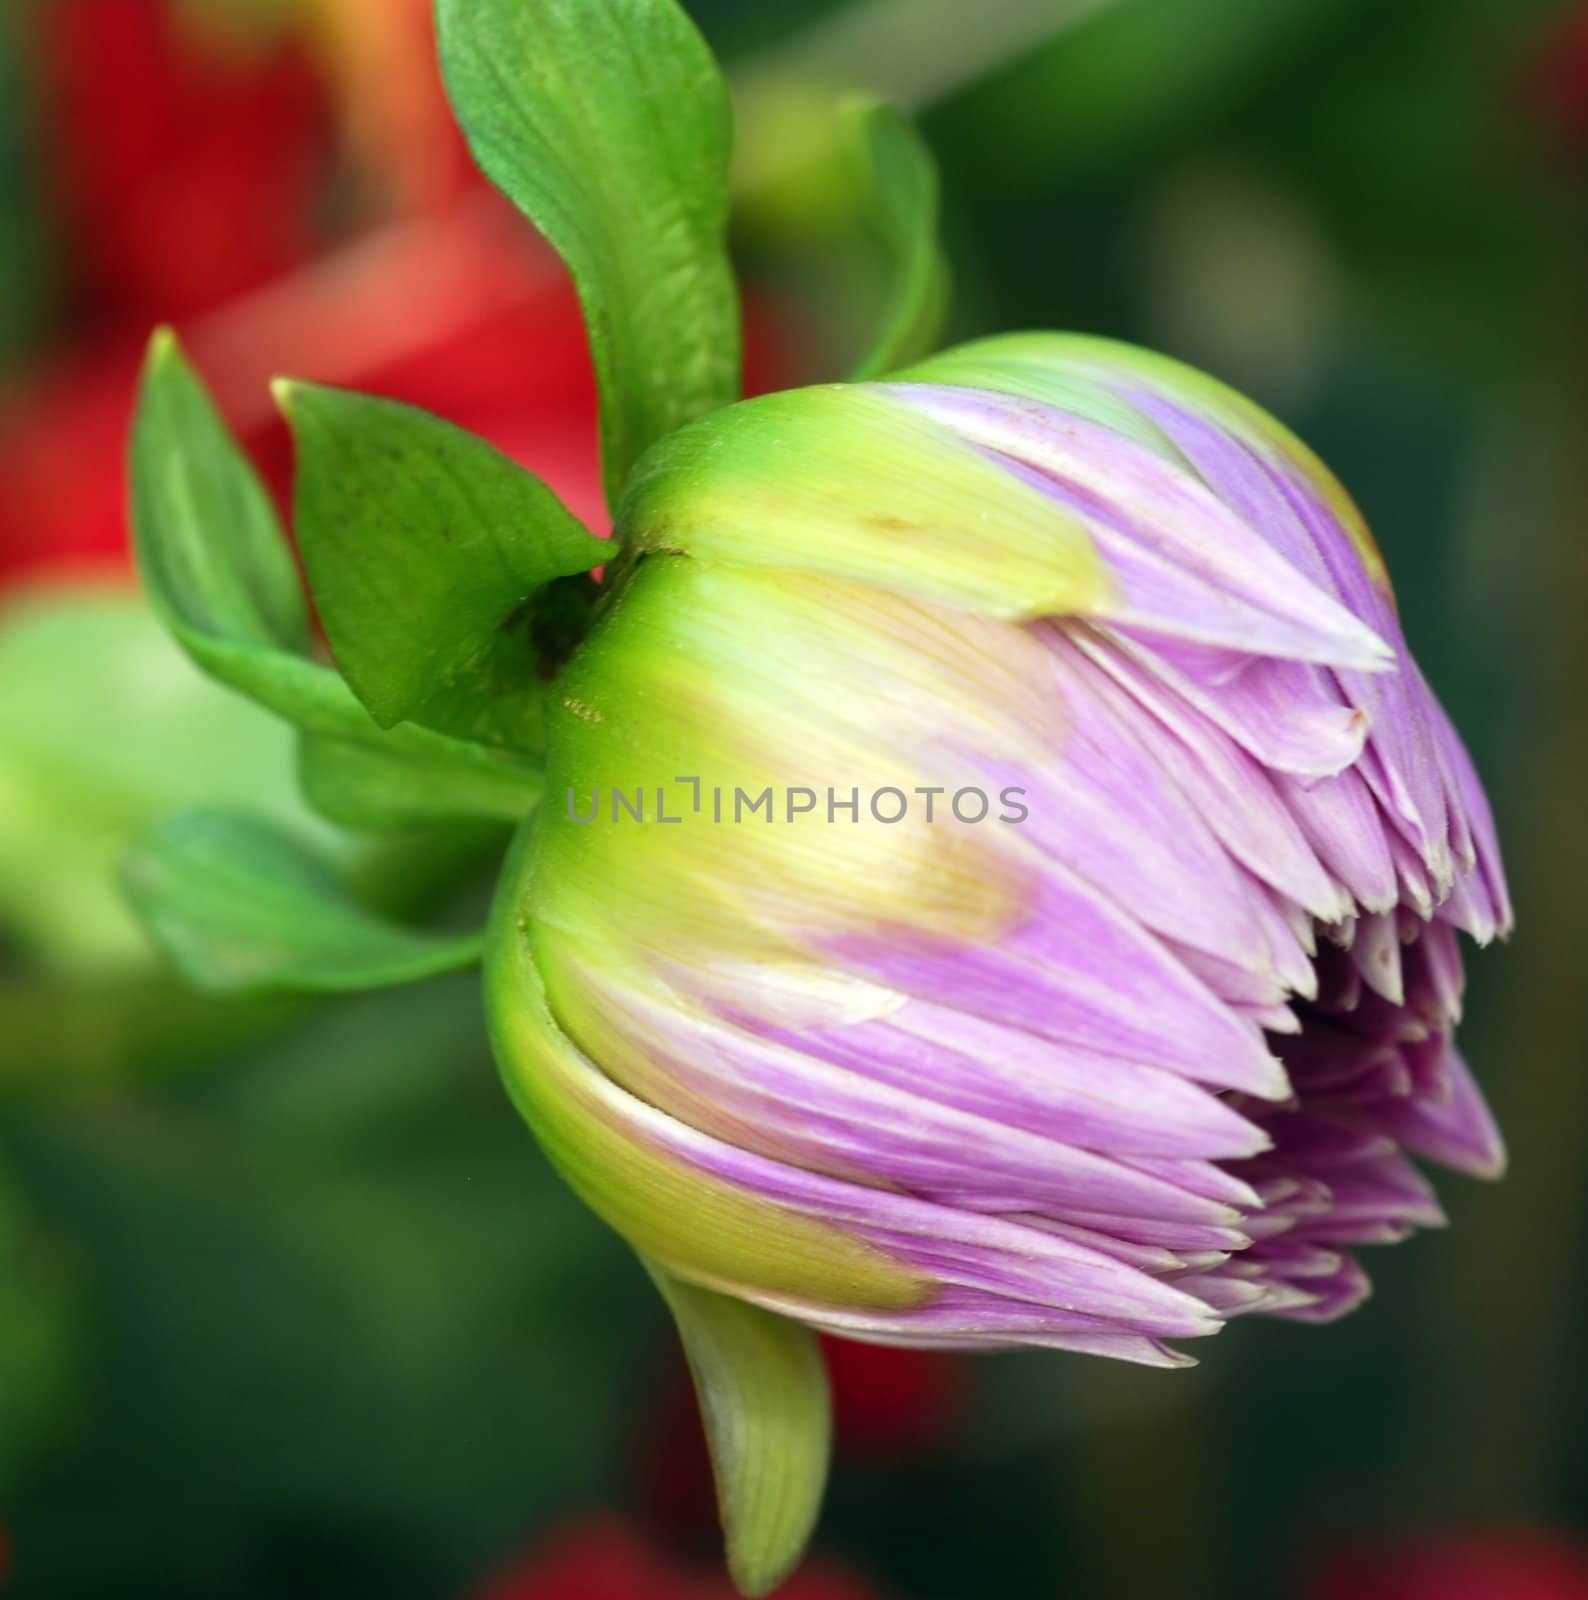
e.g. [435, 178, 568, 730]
[487, 333, 1509, 1363]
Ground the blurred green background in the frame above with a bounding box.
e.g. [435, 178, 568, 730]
[0, 1, 1584, 1595]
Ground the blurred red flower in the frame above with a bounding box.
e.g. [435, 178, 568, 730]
[1, 0, 597, 586]
[823, 1336, 965, 1456]
[0, 0, 787, 587]
[35, 0, 331, 327]
[0, 213, 604, 586]
[472, 1519, 881, 1600]
[1307, 1530, 1588, 1600]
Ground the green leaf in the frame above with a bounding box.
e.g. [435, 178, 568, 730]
[645, 1262, 831, 1598]
[844, 98, 950, 380]
[130, 329, 311, 667]
[0, 586, 342, 974]
[275, 382, 607, 749]
[129, 330, 543, 824]
[437, 0, 740, 507]
[1, 1057, 653, 1586]
[298, 734, 540, 831]
[123, 809, 484, 995]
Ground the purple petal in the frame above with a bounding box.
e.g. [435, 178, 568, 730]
[833, 867, 1288, 1099]
[886, 383, 1394, 670]
[1370, 1045, 1506, 1179]
[778, 1000, 1269, 1161]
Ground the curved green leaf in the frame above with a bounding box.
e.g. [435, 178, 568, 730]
[277, 382, 607, 749]
[129, 331, 543, 824]
[437, 0, 740, 508]
[645, 1262, 831, 1598]
[844, 98, 950, 380]
[131, 330, 310, 664]
[123, 809, 483, 995]
[297, 734, 539, 832]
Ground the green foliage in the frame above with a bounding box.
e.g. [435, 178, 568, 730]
[647, 1264, 831, 1598]
[278, 383, 607, 751]
[0, 589, 338, 973]
[0, 976, 653, 1596]
[129, 332, 543, 828]
[436, 0, 741, 507]
[296, 735, 535, 834]
[932, 0, 1359, 183]
[0, 1165, 80, 1493]
[123, 810, 483, 995]
[843, 98, 950, 379]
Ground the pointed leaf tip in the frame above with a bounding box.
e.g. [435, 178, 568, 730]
[132, 327, 313, 661]
[128, 338, 544, 827]
[279, 382, 607, 750]
[146, 324, 179, 365]
[645, 1263, 831, 1598]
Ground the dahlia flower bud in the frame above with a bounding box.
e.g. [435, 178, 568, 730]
[486, 332, 1509, 1365]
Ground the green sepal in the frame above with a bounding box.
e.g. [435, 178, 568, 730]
[843, 98, 950, 381]
[437, 0, 740, 510]
[129, 330, 542, 826]
[645, 1261, 832, 1599]
[619, 383, 1111, 620]
[276, 382, 607, 750]
[123, 809, 484, 995]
